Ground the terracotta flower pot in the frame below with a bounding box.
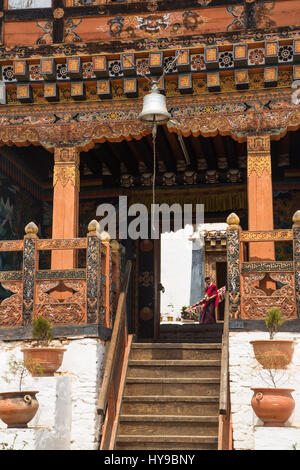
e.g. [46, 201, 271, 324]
[21, 347, 66, 377]
[0, 391, 39, 428]
[251, 388, 295, 427]
[250, 340, 294, 369]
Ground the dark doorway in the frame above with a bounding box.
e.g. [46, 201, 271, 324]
[216, 261, 227, 322]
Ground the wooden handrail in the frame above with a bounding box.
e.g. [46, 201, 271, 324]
[97, 260, 132, 416]
[218, 292, 232, 450]
[240, 229, 293, 242]
[219, 292, 229, 414]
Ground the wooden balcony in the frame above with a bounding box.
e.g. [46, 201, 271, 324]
[0, 220, 120, 340]
[226, 211, 300, 321]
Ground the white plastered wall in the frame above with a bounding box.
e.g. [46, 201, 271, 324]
[0, 337, 108, 450]
[229, 330, 300, 450]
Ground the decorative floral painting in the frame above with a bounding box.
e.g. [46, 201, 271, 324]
[67, 7, 246, 44]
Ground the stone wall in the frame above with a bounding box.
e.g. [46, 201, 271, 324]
[229, 330, 300, 450]
[0, 337, 107, 450]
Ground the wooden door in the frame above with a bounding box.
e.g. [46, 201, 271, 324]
[153, 238, 161, 339]
[216, 261, 227, 322]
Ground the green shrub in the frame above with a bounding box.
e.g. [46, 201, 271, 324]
[32, 316, 53, 346]
[265, 307, 284, 340]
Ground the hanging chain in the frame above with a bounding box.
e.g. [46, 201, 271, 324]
[124, 49, 184, 87]
[151, 120, 157, 234]
[120, 50, 184, 234]
[161, 50, 183, 77]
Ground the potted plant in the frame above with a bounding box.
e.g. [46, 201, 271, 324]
[21, 315, 66, 377]
[0, 356, 40, 428]
[181, 306, 189, 320]
[250, 307, 294, 369]
[251, 368, 295, 427]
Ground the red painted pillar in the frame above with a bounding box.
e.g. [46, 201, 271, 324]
[247, 135, 275, 261]
[51, 147, 80, 270]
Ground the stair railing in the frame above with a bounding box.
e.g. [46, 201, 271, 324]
[98, 260, 133, 450]
[218, 292, 232, 450]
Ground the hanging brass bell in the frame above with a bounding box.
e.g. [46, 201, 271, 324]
[138, 84, 171, 123]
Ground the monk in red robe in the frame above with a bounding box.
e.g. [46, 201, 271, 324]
[199, 276, 218, 324]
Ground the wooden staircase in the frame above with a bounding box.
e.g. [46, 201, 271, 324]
[159, 323, 224, 343]
[115, 342, 221, 450]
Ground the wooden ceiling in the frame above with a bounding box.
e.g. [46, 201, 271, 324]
[2, 127, 300, 190]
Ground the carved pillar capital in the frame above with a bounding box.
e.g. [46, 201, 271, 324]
[247, 135, 271, 178]
[53, 147, 80, 189]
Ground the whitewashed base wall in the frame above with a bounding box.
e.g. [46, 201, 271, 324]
[229, 331, 300, 450]
[0, 338, 108, 450]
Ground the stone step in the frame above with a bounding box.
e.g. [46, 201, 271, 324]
[124, 377, 220, 397]
[159, 324, 224, 333]
[158, 324, 223, 343]
[127, 363, 221, 379]
[121, 396, 219, 416]
[131, 343, 221, 360]
[129, 359, 221, 367]
[118, 415, 219, 436]
[158, 336, 223, 344]
[114, 338, 223, 450]
[132, 342, 222, 348]
[115, 435, 218, 450]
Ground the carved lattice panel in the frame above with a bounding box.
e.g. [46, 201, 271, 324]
[0, 281, 23, 327]
[241, 272, 296, 319]
[34, 279, 86, 324]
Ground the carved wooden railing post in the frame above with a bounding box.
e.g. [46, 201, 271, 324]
[226, 213, 241, 319]
[100, 231, 111, 328]
[22, 222, 39, 325]
[111, 240, 120, 327]
[111, 240, 120, 296]
[86, 220, 101, 324]
[292, 210, 300, 317]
